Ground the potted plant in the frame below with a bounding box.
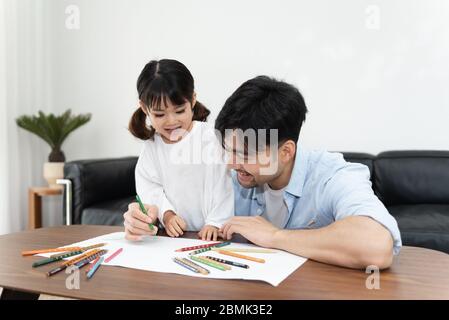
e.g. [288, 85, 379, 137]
[16, 109, 91, 188]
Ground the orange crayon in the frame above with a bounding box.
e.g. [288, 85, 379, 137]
[216, 249, 265, 263]
[21, 247, 82, 257]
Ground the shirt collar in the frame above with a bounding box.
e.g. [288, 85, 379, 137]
[285, 143, 308, 198]
[232, 170, 265, 203]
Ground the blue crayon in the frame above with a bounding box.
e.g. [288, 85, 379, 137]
[86, 256, 104, 279]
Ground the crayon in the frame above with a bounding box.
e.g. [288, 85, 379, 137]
[173, 257, 199, 274]
[203, 256, 249, 269]
[216, 249, 265, 263]
[190, 255, 227, 271]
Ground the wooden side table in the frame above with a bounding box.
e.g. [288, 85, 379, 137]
[28, 187, 63, 229]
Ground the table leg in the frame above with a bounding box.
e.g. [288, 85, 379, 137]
[28, 190, 42, 229]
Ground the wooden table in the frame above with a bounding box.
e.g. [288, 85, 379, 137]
[1, 225, 449, 300]
[28, 187, 63, 229]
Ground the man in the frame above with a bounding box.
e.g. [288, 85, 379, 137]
[213, 76, 401, 269]
[124, 76, 401, 270]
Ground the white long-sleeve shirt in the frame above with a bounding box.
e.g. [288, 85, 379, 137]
[135, 121, 234, 231]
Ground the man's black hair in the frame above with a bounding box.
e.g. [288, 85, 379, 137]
[215, 75, 308, 149]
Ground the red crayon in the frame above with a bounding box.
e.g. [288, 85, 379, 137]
[85, 257, 100, 273]
[104, 248, 123, 263]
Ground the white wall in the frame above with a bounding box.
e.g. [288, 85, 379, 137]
[44, 0, 449, 160]
[4, 0, 449, 230]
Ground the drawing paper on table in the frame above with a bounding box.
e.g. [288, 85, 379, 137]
[36, 232, 307, 286]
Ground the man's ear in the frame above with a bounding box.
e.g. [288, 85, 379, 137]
[279, 140, 296, 163]
[139, 100, 149, 116]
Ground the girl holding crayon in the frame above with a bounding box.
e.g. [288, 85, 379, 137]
[124, 59, 233, 241]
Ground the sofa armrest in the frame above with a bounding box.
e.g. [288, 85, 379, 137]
[63, 157, 138, 224]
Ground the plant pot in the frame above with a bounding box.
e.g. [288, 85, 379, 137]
[43, 162, 64, 188]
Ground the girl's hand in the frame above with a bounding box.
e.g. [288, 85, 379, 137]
[198, 225, 219, 241]
[123, 202, 158, 241]
[163, 211, 187, 237]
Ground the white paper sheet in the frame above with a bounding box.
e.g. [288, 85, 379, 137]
[37, 232, 307, 286]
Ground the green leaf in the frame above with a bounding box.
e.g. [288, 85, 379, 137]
[15, 109, 91, 151]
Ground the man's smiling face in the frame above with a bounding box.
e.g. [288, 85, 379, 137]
[223, 130, 283, 188]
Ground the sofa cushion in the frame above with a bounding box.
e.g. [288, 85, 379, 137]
[81, 196, 133, 226]
[388, 204, 449, 253]
[374, 151, 449, 206]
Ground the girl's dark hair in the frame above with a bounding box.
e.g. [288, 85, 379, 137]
[129, 59, 210, 140]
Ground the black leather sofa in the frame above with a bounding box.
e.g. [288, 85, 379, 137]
[63, 151, 449, 254]
[63, 157, 137, 226]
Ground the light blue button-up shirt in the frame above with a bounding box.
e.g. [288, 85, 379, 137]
[233, 145, 402, 255]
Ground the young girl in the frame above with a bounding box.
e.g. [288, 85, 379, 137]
[126, 59, 233, 241]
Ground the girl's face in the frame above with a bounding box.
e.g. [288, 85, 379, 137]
[140, 94, 196, 143]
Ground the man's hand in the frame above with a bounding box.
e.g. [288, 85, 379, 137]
[163, 210, 187, 237]
[220, 216, 280, 248]
[198, 225, 219, 241]
[123, 202, 158, 241]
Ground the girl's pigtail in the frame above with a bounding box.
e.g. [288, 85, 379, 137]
[128, 107, 156, 140]
[192, 101, 210, 122]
